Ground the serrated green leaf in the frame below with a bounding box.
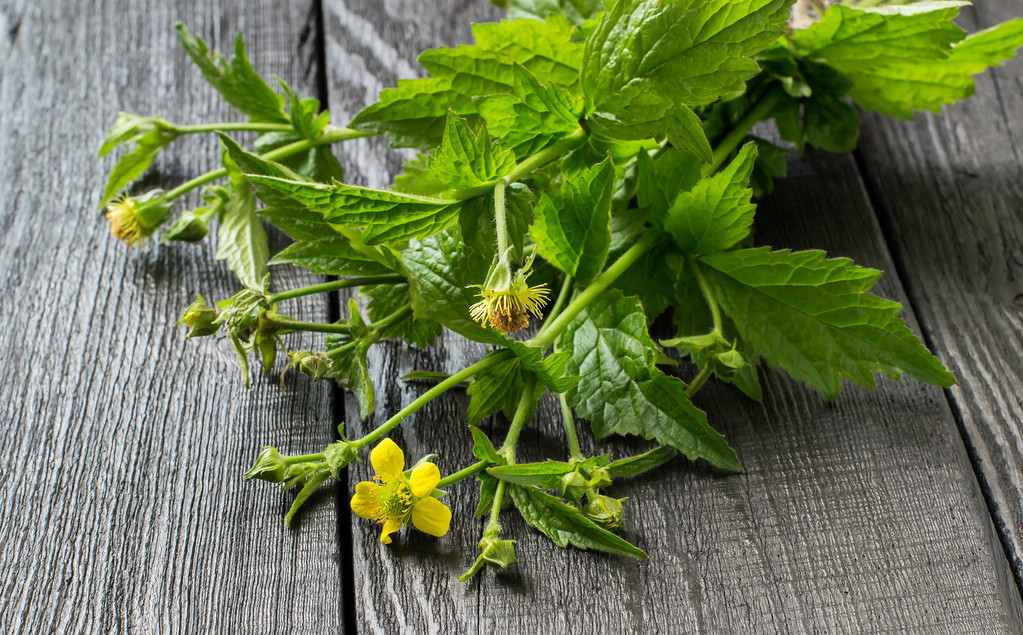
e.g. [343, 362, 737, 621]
[175, 24, 288, 124]
[582, 0, 792, 109]
[428, 112, 516, 190]
[509, 484, 647, 558]
[469, 426, 503, 463]
[588, 91, 713, 163]
[476, 64, 584, 158]
[217, 159, 269, 290]
[99, 123, 178, 207]
[559, 289, 741, 471]
[245, 175, 461, 245]
[361, 282, 442, 349]
[268, 237, 393, 277]
[697, 247, 955, 399]
[467, 356, 545, 424]
[351, 15, 583, 148]
[532, 155, 614, 284]
[658, 143, 758, 254]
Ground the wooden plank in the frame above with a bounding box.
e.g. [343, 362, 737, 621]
[853, 1, 1023, 595]
[0, 1, 342, 632]
[324, 3, 1023, 633]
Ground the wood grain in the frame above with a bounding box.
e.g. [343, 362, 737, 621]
[853, 1, 1023, 594]
[323, 2, 1023, 633]
[0, 1, 342, 632]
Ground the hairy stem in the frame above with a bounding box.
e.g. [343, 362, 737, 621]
[559, 392, 582, 461]
[689, 255, 723, 337]
[493, 178, 511, 257]
[436, 460, 490, 489]
[269, 275, 405, 304]
[705, 84, 786, 176]
[499, 376, 538, 464]
[263, 316, 351, 334]
[172, 122, 296, 134]
[353, 351, 514, 450]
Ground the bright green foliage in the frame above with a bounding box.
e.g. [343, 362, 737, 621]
[606, 446, 677, 478]
[790, 3, 1023, 118]
[508, 484, 647, 557]
[325, 300, 376, 419]
[246, 175, 461, 245]
[532, 156, 614, 284]
[350, 15, 582, 148]
[97, 114, 179, 207]
[560, 290, 742, 471]
[658, 144, 758, 254]
[175, 24, 288, 123]
[476, 64, 584, 158]
[697, 248, 956, 400]
[217, 155, 269, 290]
[467, 356, 547, 424]
[428, 113, 516, 190]
[581, 0, 793, 159]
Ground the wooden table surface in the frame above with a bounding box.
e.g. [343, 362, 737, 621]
[2, 0, 1022, 633]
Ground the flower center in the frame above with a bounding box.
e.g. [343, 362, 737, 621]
[379, 477, 416, 521]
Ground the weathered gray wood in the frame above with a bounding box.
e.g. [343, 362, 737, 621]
[323, 2, 1023, 633]
[853, 1, 1023, 594]
[0, 1, 342, 632]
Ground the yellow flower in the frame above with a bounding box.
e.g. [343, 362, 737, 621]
[105, 195, 147, 247]
[469, 279, 550, 334]
[350, 438, 452, 544]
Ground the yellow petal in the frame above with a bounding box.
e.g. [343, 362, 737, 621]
[350, 481, 383, 520]
[379, 517, 403, 544]
[411, 496, 451, 537]
[409, 462, 440, 498]
[370, 438, 405, 480]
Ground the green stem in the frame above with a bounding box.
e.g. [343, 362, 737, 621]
[493, 178, 510, 257]
[498, 376, 538, 464]
[686, 366, 714, 397]
[529, 231, 662, 350]
[689, 255, 723, 337]
[436, 460, 490, 488]
[559, 392, 582, 461]
[540, 274, 573, 331]
[172, 122, 296, 135]
[485, 480, 508, 535]
[326, 340, 359, 357]
[164, 127, 374, 201]
[284, 452, 325, 465]
[264, 316, 351, 335]
[368, 305, 413, 338]
[704, 85, 786, 177]
[452, 128, 589, 201]
[353, 351, 514, 450]
[269, 275, 405, 304]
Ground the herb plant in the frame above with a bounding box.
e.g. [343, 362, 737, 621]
[97, 0, 1023, 579]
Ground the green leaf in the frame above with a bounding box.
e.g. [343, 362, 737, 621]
[351, 15, 583, 148]
[325, 300, 377, 419]
[98, 118, 178, 206]
[509, 484, 647, 558]
[466, 355, 546, 424]
[789, 3, 1023, 118]
[582, 0, 792, 108]
[245, 175, 461, 245]
[174, 24, 288, 123]
[476, 64, 584, 158]
[428, 112, 516, 190]
[607, 446, 677, 478]
[469, 425, 503, 464]
[218, 158, 269, 289]
[361, 283, 442, 349]
[697, 247, 956, 400]
[532, 155, 614, 284]
[506, 0, 605, 24]
[587, 91, 713, 163]
[657, 143, 758, 254]
[268, 237, 393, 277]
[559, 289, 742, 471]
[488, 456, 607, 488]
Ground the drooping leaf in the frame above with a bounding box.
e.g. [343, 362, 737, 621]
[175, 24, 288, 123]
[509, 484, 647, 558]
[559, 289, 742, 471]
[532, 155, 614, 284]
[218, 157, 269, 289]
[97, 115, 179, 206]
[697, 247, 956, 400]
[606, 445, 677, 478]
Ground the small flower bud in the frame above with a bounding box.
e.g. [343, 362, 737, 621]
[105, 190, 173, 247]
[323, 440, 358, 473]
[177, 297, 220, 338]
[244, 446, 288, 483]
[586, 466, 613, 490]
[287, 351, 333, 381]
[558, 470, 588, 502]
[162, 210, 210, 243]
[583, 495, 626, 529]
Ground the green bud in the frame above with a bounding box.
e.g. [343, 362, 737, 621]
[287, 351, 333, 381]
[162, 209, 210, 243]
[583, 495, 626, 530]
[324, 441, 358, 474]
[177, 297, 220, 338]
[459, 533, 518, 581]
[559, 470, 588, 502]
[586, 466, 613, 490]
[244, 446, 288, 482]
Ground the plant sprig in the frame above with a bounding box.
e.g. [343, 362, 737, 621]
[96, 0, 1023, 581]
